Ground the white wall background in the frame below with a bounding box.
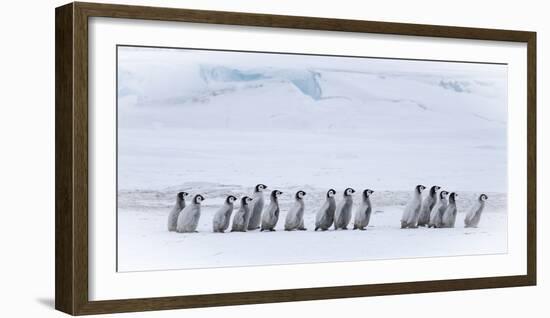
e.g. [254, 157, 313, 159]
[0, 0, 546, 316]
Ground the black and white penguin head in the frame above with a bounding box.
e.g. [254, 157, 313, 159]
[177, 191, 189, 200]
[241, 196, 253, 205]
[193, 194, 205, 204]
[295, 190, 307, 200]
[439, 190, 449, 199]
[254, 184, 267, 192]
[226, 195, 237, 204]
[363, 189, 374, 197]
[430, 185, 441, 195]
[326, 189, 336, 198]
[449, 192, 457, 202]
[479, 194, 488, 201]
[271, 190, 283, 199]
[344, 188, 355, 196]
[415, 185, 426, 194]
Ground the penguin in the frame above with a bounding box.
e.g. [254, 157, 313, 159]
[428, 190, 449, 228]
[314, 189, 337, 231]
[334, 188, 355, 230]
[464, 194, 488, 228]
[212, 195, 237, 233]
[176, 194, 205, 233]
[167, 191, 189, 232]
[231, 196, 254, 232]
[260, 190, 283, 231]
[353, 189, 374, 230]
[247, 184, 267, 230]
[441, 192, 458, 228]
[400, 185, 426, 228]
[284, 190, 307, 231]
[417, 185, 441, 227]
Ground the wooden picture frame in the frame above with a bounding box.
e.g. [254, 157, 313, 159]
[55, 2, 536, 315]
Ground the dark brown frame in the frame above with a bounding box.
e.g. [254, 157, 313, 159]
[56, 1, 537, 315]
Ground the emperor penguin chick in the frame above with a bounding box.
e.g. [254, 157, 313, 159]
[167, 191, 188, 232]
[176, 194, 205, 233]
[261, 190, 283, 231]
[400, 185, 426, 228]
[334, 188, 355, 230]
[231, 196, 254, 232]
[212, 195, 237, 233]
[429, 190, 449, 228]
[441, 192, 458, 228]
[353, 189, 374, 230]
[417, 185, 441, 227]
[247, 184, 267, 230]
[285, 190, 307, 231]
[464, 194, 488, 228]
[315, 189, 337, 231]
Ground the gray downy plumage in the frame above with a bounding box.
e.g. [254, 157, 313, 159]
[315, 189, 337, 231]
[167, 191, 188, 232]
[247, 184, 267, 230]
[441, 192, 458, 228]
[353, 189, 374, 230]
[231, 196, 253, 232]
[401, 185, 426, 228]
[212, 195, 237, 233]
[464, 194, 488, 228]
[176, 194, 204, 233]
[334, 188, 355, 230]
[261, 190, 283, 231]
[417, 185, 441, 227]
[285, 191, 307, 231]
[429, 190, 449, 228]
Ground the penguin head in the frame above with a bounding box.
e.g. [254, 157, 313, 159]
[326, 189, 336, 198]
[430, 185, 441, 195]
[479, 194, 488, 201]
[177, 191, 189, 200]
[296, 190, 307, 200]
[255, 184, 267, 192]
[226, 195, 237, 204]
[439, 190, 449, 199]
[193, 194, 205, 204]
[449, 192, 457, 202]
[271, 190, 283, 199]
[241, 196, 253, 205]
[363, 189, 374, 198]
[344, 188, 355, 196]
[416, 185, 426, 194]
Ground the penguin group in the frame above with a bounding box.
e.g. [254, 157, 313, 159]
[168, 184, 374, 233]
[400, 184, 488, 229]
[168, 183, 488, 233]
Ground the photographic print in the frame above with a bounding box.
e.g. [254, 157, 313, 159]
[116, 45, 508, 272]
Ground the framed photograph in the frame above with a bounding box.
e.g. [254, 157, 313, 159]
[55, 2, 536, 315]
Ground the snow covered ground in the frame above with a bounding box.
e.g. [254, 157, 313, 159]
[116, 46, 508, 272]
[117, 186, 507, 272]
